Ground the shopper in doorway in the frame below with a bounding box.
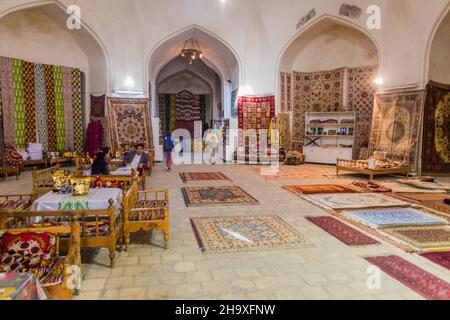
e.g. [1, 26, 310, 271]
[164, 132, 175, 171]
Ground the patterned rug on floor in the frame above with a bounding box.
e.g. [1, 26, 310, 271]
[284, 184, 359, 195]
[382, 225, 450, 251]
[388, 193, 450, 216]
[303, 193, 409, 211]
[365, 255, 450, 300]
[191, 215, 313, 253]
[420, 252, 450, 271]
[182, 186, 259, 207]
[306, 216, 380, 246]
[344, 208, 447, 228]
[249, 166, 354, 183]
[179, 172, 231, 183]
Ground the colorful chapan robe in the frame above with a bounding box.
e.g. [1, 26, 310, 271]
[0, 56, 84, 153]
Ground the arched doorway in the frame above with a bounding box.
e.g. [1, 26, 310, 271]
[277, 15, 380, 160]
[147, 26, 240, 162]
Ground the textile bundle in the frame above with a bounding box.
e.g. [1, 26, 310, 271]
[238, 96, 275, 146]
[369, 90, 424, 173]
[107, 98, 154, 153]
[422, 81, 450, 174]
[0, 56, 84, 153]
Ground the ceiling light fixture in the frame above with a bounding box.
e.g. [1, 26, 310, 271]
[181, 38, 203, 65]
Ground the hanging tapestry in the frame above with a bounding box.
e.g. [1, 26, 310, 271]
[292, 68, 345, 151]
[72, 68, 83, 154]
[158, 94, 166, 144]
[238, 96, 275, 146]
[90, 94, 105, 117]
[422, 81, 450, 174]
[170, 95, 176, 133]
[44, 64, 57, 151]
[62, 67, 74, 150]
[22, 61, 36, 143]
[347, 65, 378, 159]
[0, 84, 4, 153]
[34, 64, 48, 152]
[286, 73, 292, 112]
[12, 59, 26, 148]
[280, 72, 286, 113]
[199, 95, 206, 122]
[53, 66, 66, 152]
[231, 89, 238, 118]
[107, 98, 154, 153]
[205, 94, 212, 127]
[369, 90, 424, 173]
[175, 91, 201, 139]
[279, 113, 291, 150]
[0, 57, 15, 146]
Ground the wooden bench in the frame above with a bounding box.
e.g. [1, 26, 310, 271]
[32, 166, 61, 196]
[0, 154, 20, 180]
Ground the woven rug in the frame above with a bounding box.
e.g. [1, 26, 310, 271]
[284, 184, 359, 195]
[182, 186, 259, 207]
[392, 193, 450, 203]
[72, 68, 83, 154]
[344, 208, 447, 228]
[306, 216, 380, 246]
[180, 172, 231, 183]
[62, 67, 74, 151]
[382, 225, 450, 251]
[420, 252, 450, 271]
[238, 96, 275, 145]
[304, 193, 409, 211]
[365, 255, 450, 300]
[53, 66, 66, 152]
[422, 81, 450, 175]
[370, 90, 425, 173]
[107, 98, 153, 152]
[23, 61, 36, 144]
[191, 215, 313, 253]
[0, 57, 15, 146]
[12, 59, 26, 148]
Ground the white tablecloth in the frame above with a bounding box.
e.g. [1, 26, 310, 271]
[32, 188, 123, 212]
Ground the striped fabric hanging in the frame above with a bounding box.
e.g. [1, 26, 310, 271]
[53, 66, 65, 152]
[0, 57, 15, 146]
[44, 64, 57, 151]
[170, 94, 176, 133]
[72, 68, 83, 154]
[62, 67, 74, 151]
[34, 64, 49, 152]
[12, 59, 26, 148]
[23, 61, 37, 143]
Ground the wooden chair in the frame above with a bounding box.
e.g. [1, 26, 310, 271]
[76, 170, 138, 195]
[32, 166, 61, 196]
[75, 156, 92, 176]
[0, 213, 81, 300]
[122, 181, 169, 251]
[0, 154, 20, 181]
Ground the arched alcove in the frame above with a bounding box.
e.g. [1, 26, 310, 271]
[428, 8, 450, 83]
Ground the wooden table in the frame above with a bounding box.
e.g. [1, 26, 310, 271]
[48, 157, 74, 167]
[23, 159, 48, 170]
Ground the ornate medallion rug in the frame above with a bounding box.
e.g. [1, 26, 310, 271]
[284, 184, 359, 195]
[179, 172, 231, 183]
[306, 216, 380, 246]
[381, 225, 450, 251]
[191, 216, 313, 253]
[420, 252, 450, 271]
[364, 255, 450, 300]
[303, 193, 409, 211]
[182, 186, 259, 207]
[344, 208, 447, 228]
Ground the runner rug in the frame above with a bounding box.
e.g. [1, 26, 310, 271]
[191, 215, 313, 253]
[381, 225, 450, 251]
[179, 172, 231, 183]
[284, 184, 359, 195]
[306, 216, 380, 246]
[365, 255, 450, 300]
[182, 186, 259, 207]
[420, 252, 450, 271]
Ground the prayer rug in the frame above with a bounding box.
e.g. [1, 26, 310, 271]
[191, 215, 313, 253]
[53, 66, 65, 152]
[179, 172, 231, 183]
[238, 96, 275, 145]
[422, 81, 450, 175]
[370, 90, 425, 173]
[292, 68, 345, 150]
[306, 216, 380, 246]
[34, 64, 48, 152]
[284, 184, 359, 195]
[108, 98, 154, 152]
[303, 193, 409, 211]
[44, 64, 57, 151]
[346, 65, 378, 158]
[381, 225, 450, 251]
[344, 208, 447, 228]
[12, 59, 26, 148]
[62, 67, 74, 151]
[420, 252, 450, 271]
[182, 186, 259, 207]
[364, 255, 450, 300]
[72, 68, 83, 154]
[22, 61, 36, 143]
[0, 57, 15, 146]
[90, 94, 106, 117]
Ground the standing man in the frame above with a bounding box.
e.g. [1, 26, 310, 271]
[163, 132, 174, 171]
[125, 143, 150, 175]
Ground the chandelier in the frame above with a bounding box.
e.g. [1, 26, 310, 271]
[180, 38, 203, 65]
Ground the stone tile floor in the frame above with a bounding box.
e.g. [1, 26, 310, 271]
[1, 163, 449, 300]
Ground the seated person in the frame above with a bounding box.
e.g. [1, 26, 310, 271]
[91, 151, 110, 175]
[101, 147, 111, 161]
[124, 143, 149, 175]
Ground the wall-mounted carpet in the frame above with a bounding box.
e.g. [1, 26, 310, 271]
[292, 68, 345, 151]
[422, 81, 450, 175]
[347, 65, 378, 159]
[280, 72, 286, 113]
[107, 98, 153, 153]
[370, 90, 425, 173]
[0, 56, 84, 153]
[175, 91, 202, 139]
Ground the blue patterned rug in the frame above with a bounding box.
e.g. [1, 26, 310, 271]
[344, 208, 447, 228]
